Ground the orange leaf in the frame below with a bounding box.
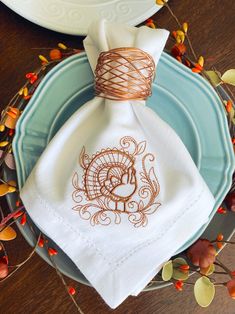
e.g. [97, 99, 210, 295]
[4, 108, 20, 129]
[0, 259, 8, 279]
[0, 226, 17, 241]
[0, 184, 10, 196]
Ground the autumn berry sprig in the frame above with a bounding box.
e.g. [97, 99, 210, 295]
[155, 0, 235, 100]
[156, 236, 235, 307]
[151, 0, 235, 205]
[0, 44, 84, 313]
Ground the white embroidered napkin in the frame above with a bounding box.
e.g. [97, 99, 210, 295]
[20, 20, 215, 308]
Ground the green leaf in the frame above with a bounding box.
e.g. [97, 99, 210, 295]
[205, 70, 222, 86]
[221, 69, 235, 86]
[194, 276, 215, 307]
[172, 257, 189, 281]
[162, 260, 173, 281]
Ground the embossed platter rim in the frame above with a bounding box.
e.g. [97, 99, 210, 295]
[1, 0, 163, 35]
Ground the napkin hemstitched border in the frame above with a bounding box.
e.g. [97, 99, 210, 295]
[21, 181, 206, 271]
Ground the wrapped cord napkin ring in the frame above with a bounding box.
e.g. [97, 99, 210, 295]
[94, 47, 156, 101]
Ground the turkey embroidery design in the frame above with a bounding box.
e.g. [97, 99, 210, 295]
[72, 136, 161, 227]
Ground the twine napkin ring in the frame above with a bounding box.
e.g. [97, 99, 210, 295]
[95, 47, 156, 101]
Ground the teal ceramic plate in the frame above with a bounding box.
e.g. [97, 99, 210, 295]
[12, 52, 235, 288]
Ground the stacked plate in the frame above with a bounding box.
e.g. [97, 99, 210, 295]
[2, 0, 163, 35]
[9, 52, 234, 289]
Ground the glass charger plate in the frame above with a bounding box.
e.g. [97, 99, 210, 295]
[9, 52, 234, 289]
[1, 0, 163, 36]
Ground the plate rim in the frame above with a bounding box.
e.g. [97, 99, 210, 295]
[12, 51, 235, 287]
[1, 0, 162, 35]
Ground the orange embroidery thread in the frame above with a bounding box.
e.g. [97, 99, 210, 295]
[72, 136, 161, 227]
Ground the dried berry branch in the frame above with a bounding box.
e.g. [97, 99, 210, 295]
[43, 238, 84, 314]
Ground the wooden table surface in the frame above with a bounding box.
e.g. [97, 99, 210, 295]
[0, 0, 235, 313]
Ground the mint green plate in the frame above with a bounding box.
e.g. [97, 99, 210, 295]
[12, 52, 235, 288]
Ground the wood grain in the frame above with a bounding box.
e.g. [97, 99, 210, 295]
[0, 1, 235, 313]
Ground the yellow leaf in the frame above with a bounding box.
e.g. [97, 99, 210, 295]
[23, 87, 28, 97]
[58, 43, 67, 50]
[194, 276, 215, 307]
[176, 30, 185, 43]
[156, 0, 166, 5]
[0, 141, 9, 147]
[205, 70, 222, 86]
[18, 88, 24, 95]
[221, 69, 235, 86]
[162, 260, 173, 281]
[39, 55, 49, 63]
[0, 125, 5, 132]
[0, 226, 17, 241]
[182, 22, 188, 33]
[198, 56, 204, 67]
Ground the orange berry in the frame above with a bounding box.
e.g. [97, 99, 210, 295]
[38, 236, 44, 248]
[171, 43, 186, 57]
[174, 280, 184, 291]
[216, 233, 224, 241]
[176, 56, 182, 63]
[226, 100, 233, 113]
[24, 95, 32, 100]
[30, 75, 38, 84]
[8, 129, 14, 136]
[217, 206, 226, 214]
[48, 248, 58, 256]
[172, 31, 177, 39]
[227, 279, 235, 299]
[13, 210, 24, 219]
[195, 63, 203, 71]
[49, 49, 62, 60]
[68, 286, 76, 295]
[231, 271, 235, 277]
[216, 241, 223, 249]
[179, 264, 190, 270]
[20, 213, 27, 226]
[184, 59, 191, 67]
[192, 67, 201, 73]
